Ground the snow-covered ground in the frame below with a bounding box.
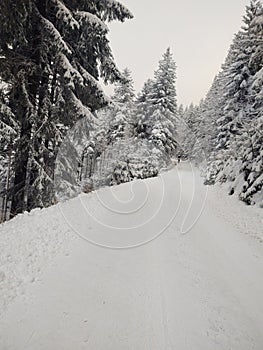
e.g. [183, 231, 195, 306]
[0, 162, 262, 350]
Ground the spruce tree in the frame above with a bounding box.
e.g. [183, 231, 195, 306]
[109, 68, 136, 143]
[196, 0, 263, 204]
[0, 0, 133, 216]
[135, 49, 177, 159]
[133, 79, 154, 139]
[0, 86, 18, 220]
[149, 48, 177, 114]
[113, 68, 135, 107]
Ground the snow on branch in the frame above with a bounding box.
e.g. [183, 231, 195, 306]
[31, 158, 54, 184]
[51, 0, 79, 30]
[58, 53, 84, 87]
[75, 11, 108, 32]
[99, 0, 133, 22]
[251, 13, 263, 28]
[77, 64, 111, 105]
[0, 120, 17, 136]
[69, 90, 95, 121]
[99, 55, 122, 84]
[251, 67, 263, 89]
[40, 15, 72, 55]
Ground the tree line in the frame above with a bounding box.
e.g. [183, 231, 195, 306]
[180, 0, 263, 206]
[1, 0, 261, 222]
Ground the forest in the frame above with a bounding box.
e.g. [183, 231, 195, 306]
[0, 1, 263, 349]
[0, 0, 262, 223]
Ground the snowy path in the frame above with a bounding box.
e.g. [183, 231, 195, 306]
[0, 163, 263, 350]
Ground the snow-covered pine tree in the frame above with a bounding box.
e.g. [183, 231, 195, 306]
[0, 86, 18, 221]
[107, 110, 129, 144]
[211, 1, 261, 159]
[0, 0, 133, 216]
[107, 68, 136, 143]
[213, 1, 263, 194]
[215, 33, 250, 157]
[113, 68, 135, 107]
[229, 0, 263, 204]
[186, 103, 205, 164]
[175, 104, 186, 159]
[133, 79, 154, 139]
[181, 104, 197, 159]
[198, 0, 263, 205]
[149, 48, 177, 114]
[229, 114, 263, 205]
[81, 67, 166, 188]
[196, 74, 226, 184]
[201, 75, 225, 157]
[135, 48, 177, 160]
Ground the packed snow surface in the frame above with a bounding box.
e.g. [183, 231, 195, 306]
[0, 163, 262, 349]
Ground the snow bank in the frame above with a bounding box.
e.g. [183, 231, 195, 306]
[207, 182, 263, 243]
[0, 205, 74, 316]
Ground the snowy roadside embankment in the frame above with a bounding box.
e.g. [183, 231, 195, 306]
[207, 182, 263, 243]
[0, 205, 74, 316]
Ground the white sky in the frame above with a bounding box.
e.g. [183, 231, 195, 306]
[105, 0, 249, 106]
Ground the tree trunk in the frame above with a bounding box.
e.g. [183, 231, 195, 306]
[10, 2, 47, 217]
[10, 111, 32, 217]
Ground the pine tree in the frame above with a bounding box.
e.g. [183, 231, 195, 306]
[175, 104, 186, 159]
[108, 68, 136, 143]
[214, 1, 263, 192]
[232, 0, 263, 204]
[214, 1, 261, 154]
[196, 74, 226, 183]
[135, 48, 177, 159]
[0, 85, 18, 221]
[113, 68, 135, 107]
[133, 79, 154, 139]
[196, 0, 263, 205]
[0, 0, 133, 216]
[178, 103, 204, 164]
[149, 48, 177, 114]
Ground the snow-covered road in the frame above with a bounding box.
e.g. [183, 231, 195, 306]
[0, 163, 263, 349]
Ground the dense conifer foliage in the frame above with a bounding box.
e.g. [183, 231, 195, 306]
[0, 0, 133, 218]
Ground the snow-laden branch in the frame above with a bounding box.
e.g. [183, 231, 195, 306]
[58, 53, 84, 87]
[51, 0, 79, 30]
[77, 63, 111, 105]
[40, 16, 72, 55]
[100, 0, 133, 22]
[69, 90, 96, 122]
[75, 11, 108, 32]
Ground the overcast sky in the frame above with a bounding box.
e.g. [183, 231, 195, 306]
[105, 0, 249, 106]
